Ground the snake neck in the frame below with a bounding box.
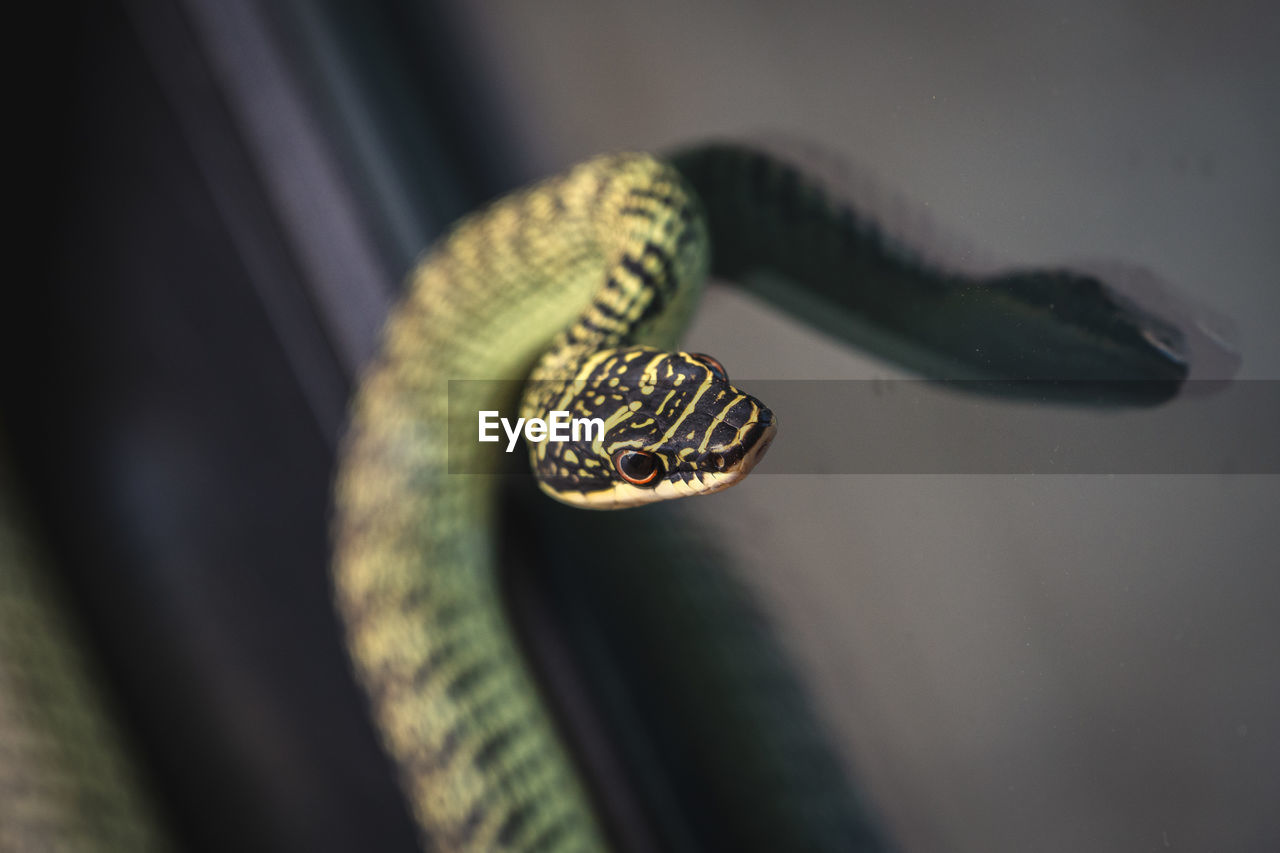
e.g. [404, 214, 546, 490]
[332, 153, 708, 850]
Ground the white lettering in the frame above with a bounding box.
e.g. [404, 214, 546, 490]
[481, 411, 604, 452]
[549, 410, 570, 441]
[478, 411, 500, 442]
[572, 417, 605, 443]
[502, 417, 525, 453]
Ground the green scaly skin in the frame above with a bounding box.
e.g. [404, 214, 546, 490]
[333, 154, 709, 850]
[0, 143, 1191, 852]
[332, 145, 1187, 852]
[0, 447, 172, 852]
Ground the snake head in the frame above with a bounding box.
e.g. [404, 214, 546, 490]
[528, 347, 776, 509]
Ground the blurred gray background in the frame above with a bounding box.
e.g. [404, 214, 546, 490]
[448, 2, 1278, 850]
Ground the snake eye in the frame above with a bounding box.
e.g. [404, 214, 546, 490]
[613, 449, 662, 486]
[690, 353, 728, 382]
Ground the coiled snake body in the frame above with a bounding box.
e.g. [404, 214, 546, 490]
[330, 145, 1187, 851]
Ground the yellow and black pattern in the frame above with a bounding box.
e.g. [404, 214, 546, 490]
[332, 144, 1190, 853]
[523, 347, 774, 509]
[332, 153, 754, 851]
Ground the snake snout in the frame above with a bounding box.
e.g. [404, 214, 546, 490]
[736, 406, 777, 475]
[745, 405, 774, 448]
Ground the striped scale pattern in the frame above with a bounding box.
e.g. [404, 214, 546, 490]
[522, 347, 773, 505]
[333, 144, 1191, 852]
[332, 153, 717, 850]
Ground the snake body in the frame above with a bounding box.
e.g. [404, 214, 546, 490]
[333, 154, 718, 850]
[0, 142, 1190, 852]
[0, 446, 170, 851]
[331, 145, 1187, 851]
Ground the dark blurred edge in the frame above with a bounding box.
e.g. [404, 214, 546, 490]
[14, 1, 517, 850]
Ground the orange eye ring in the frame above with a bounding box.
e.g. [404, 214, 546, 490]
[613, 449, 662, 486]
[690, 352, 728, 382]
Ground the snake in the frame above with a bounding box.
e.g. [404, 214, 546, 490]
[328, 143, 1189, 852]
[0, 142, 1189, 851]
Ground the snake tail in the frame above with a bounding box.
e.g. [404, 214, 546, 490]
[669, 143, 1188, 395]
